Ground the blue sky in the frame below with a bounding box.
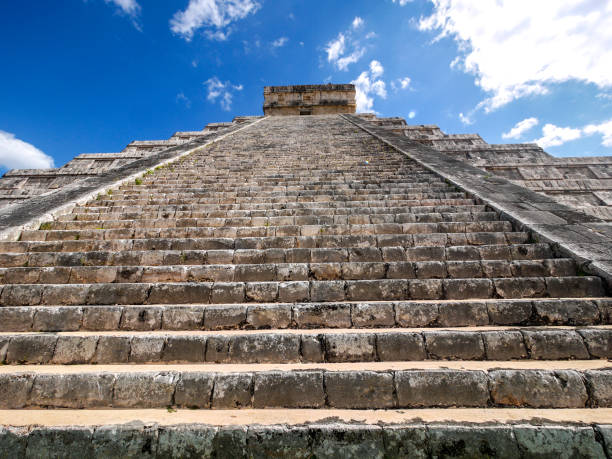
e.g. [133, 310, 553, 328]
[1, 0, 611, 173]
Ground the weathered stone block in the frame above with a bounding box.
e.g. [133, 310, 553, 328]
[278, 281, 309, 302]
[211, 282, 245, 303]
[395, 301, 438, 326]
[483, 331, 527, 360]
[407, 279, 443, 300]
[383, 425, 428, 458]
[324, 333, 376, 362]
[325, 371, 395, 408]
[52, 336, 98, 364]
[425, 331, 485, 360]
[522, 330, 589, 359]
[585, 370, 612, 406]
[514, 426, 605, 459]
[129, 336, 165, 362]
[30, 373, 114, 408]
[212, 373, 252, 408]
[7, 334, 57, 364]
[82, 306, 122, 330]
[487, 300, 532, 325]
[174, 372, 215, 408]
[157, 425, 216, 458]
[311, 281, 345, 302]
[293, 303, 351, 328]
[93, 425, 158, 458]
[204, 304, 247, 329]
[245, 282, 279, 302]
[0, 373, 34, 408]
[161, 306, 204, 330]
[246, 304, 290, 328]
[310, 424, 385, 459]
[92, 335, 130, 363]
[578, 329, 611, 358]
[253, 371, 325, 408]
[33, 307, 82, 331]
[247, 426, 311, 459]
[163, 336, 206, 362]
[147, 283, 211, 304]
[438, 301, 489, 326]
[428, 425, 520, 458]
[534, 299, 600, 325]
[489, 369, 587, 408]
[25, 427, 94, 459]
[113, 372, 177, 408]
[395, 370, 489, 407]
[377, 332, 426, 361]
[351, 302, 395, 327]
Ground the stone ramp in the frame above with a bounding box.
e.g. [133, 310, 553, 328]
[0, 114, 611, 456]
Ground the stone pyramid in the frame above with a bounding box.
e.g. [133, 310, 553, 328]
[0, 85, 610, 457]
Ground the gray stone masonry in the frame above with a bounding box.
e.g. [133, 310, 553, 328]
[0, 113, 610, 456]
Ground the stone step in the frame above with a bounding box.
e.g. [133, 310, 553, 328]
[0, 276, 604, 306]
[88, 191, 470, 206]
[43, 210, 499, 230]
[109, 184, 458, 196]
[1, 410, 610, 458]
[1, 327, 608, 364]
[69, 203, 489, 218]
[0, 362, 609, 409]
[19, 221, 515, 242]
[0, 243, 555, 267]
[0, 259, 578, 284]
[1, 299, 608, 332]
[116, 182, 453, 193]
[0, 232, 533, 254]
[83, 197, 478, 211]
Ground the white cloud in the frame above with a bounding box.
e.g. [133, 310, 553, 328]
[336, 49, 366, 71]
[584, 119, 612, 147]
[392, 0, 412, 5]
[105, 0, 140, 16]
[502, 117, 539, 139]
[534, 123, 582, 148]
[204, 77, 243, 111]
[98, 0, 141, 28]
[176, 92, 192, 109]
[419, 1, 612, 111]
[352, 16, 364, 29]
[324, 20, 369, 71]
[369, 60, 383, 78]
[170, 0, 260, 42]
[365, 31, 377, 40]
[399, 77, 411, 89]
[408, 110, 416, 119]
[458, 112, 473, 125]
[326, 33, 346, 63]
[352, 60, 387, 113]
[0, 131, 54, 170]
[271, 36, 288, 48]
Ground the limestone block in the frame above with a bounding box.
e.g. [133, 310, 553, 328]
[212, 373, 253, 409]
[325, 371, 395, 409]
[395, 370, 489, 407]
[489, 370, 587, 408]
[253, 371, 325, 408]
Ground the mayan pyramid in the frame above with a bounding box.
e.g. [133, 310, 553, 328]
[0, 84, 610, 457]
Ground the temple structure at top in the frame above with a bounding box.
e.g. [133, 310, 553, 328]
[263, 83, 356, 116]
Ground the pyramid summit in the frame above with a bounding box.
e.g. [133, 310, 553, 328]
[0, 85, 611, 456]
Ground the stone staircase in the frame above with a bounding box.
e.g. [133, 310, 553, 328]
[0, 115, 611, 457]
